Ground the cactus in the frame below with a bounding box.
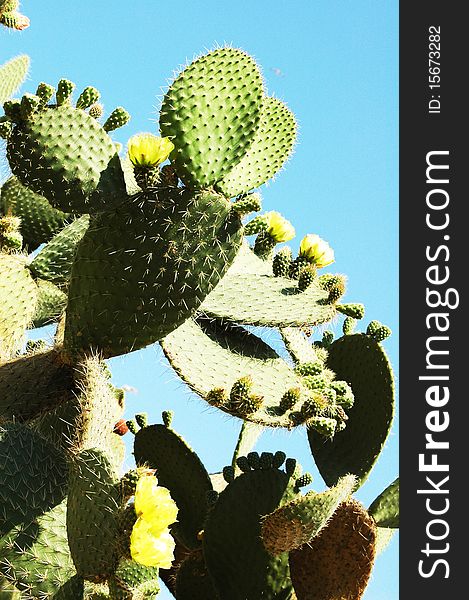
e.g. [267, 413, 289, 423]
[0, 40, 397, 600]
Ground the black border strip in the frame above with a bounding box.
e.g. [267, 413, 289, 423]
[400, 2, 465, 595]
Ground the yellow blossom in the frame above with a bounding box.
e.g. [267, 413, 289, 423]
[130, 518, 176, 568]
[265, 211, 295, 242]
[134, 476, 178, 536]
[127, 133, 174, 167]
[299, 234, 335, 268]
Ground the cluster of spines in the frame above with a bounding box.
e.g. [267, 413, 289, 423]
[272, 244, 347, 301]
[206, 376, 264, 418]
[1, 79, 130, 135]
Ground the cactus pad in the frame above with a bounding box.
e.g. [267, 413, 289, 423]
[64, 188, 243, 358]
[217, 97, 297, 197]
[31, 279, 67, 328]
[289, 499, 377, 600]
[29, 215, 90, 284]
[159, 47, 264, 188]
[133, 420, 213, 549]
[369, 477, 399, 528]
[200, 266, 336, 328]
[261, 475, 356, 555]
[161, 317, 307, 428]
[67, 448, 121, 581]
[0, 349, 74, 422]
[0, 55, 29, 104]
[175, 552, 218, 600]
[308, 334, 394, 488]
[0, 423, 68, 538]
[6, 91, 127, 213]
[0, 177, 71, 251]
[0, 500, 80, 599]
[0, 255, 38, 359]
[203, 462, 297, 599]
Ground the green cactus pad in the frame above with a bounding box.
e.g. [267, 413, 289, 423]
[289, 499, 377, 600]
[261, 474, 356, 555]
[0, 500, 79, 600]
[200, 268, 335, 327]
[308, 334, 395, 488]
[31, 279, 67, 328]
[6, 100, 127, 213]
[336, 303, 365, 320]
[0, 349, 74, 422]
[67, 448, 121, 581]
[108, 558, 159, 599]
[0, 177, 71, 251]
[161, 317, 308, 428]
[64, 188, 243, 358]
[0, 254, 38, 359]
[217, 97, 297, 197]
[199, 243, 335, 328]
[0, 55, 29, 104]
[159, 47, 263, 188]
[203, 464, 297, 599]
[133, 421, 213, 549]
[0, 423, 68, 538]
[35, 356, 124, 456]
[369, 477, 399, 528]
[29, 215, 90, 284]
[175, 552, 218, 600]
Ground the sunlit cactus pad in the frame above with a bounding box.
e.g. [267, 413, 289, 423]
[160, 47, 264, 188]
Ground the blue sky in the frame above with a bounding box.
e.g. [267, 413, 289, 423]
[2, 1, 398, 598]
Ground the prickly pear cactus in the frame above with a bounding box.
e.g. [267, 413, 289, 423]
[0, 39, 397, 600]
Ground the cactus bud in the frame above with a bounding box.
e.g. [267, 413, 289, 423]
[285, 457, 298, 477]
[223, 465, 235, 483]
[126, 419, 138, 434]
[367, 320, 392, 341]
[56, 79, 75, 105]
[337, 303, 365, 319]
[36, 82, 56, 104]
[259, 452, 274, 469]
[232, 192, 262, 216]
[88, 102, 104, 119]
[247, 452, 261, 470]
[103, 106, 131, 132]
[135, 413, 148, 429]
[236, 456, 251, 472]
[298, 264, 317, 291]
[76, 86, 100, 110]
[342, 316, 356, 335]
[273, 246, 293, 277]
[162, 410, 173, 428]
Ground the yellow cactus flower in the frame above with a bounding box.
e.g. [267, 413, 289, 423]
[127, 133, 174, 167]
[265, 211, 295, 242]
[299, 234, 335, 268]
[130, 518, 176, 568]
[134, 475, 178, 536]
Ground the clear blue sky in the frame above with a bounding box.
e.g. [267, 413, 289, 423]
[3, 1, 398, 598]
